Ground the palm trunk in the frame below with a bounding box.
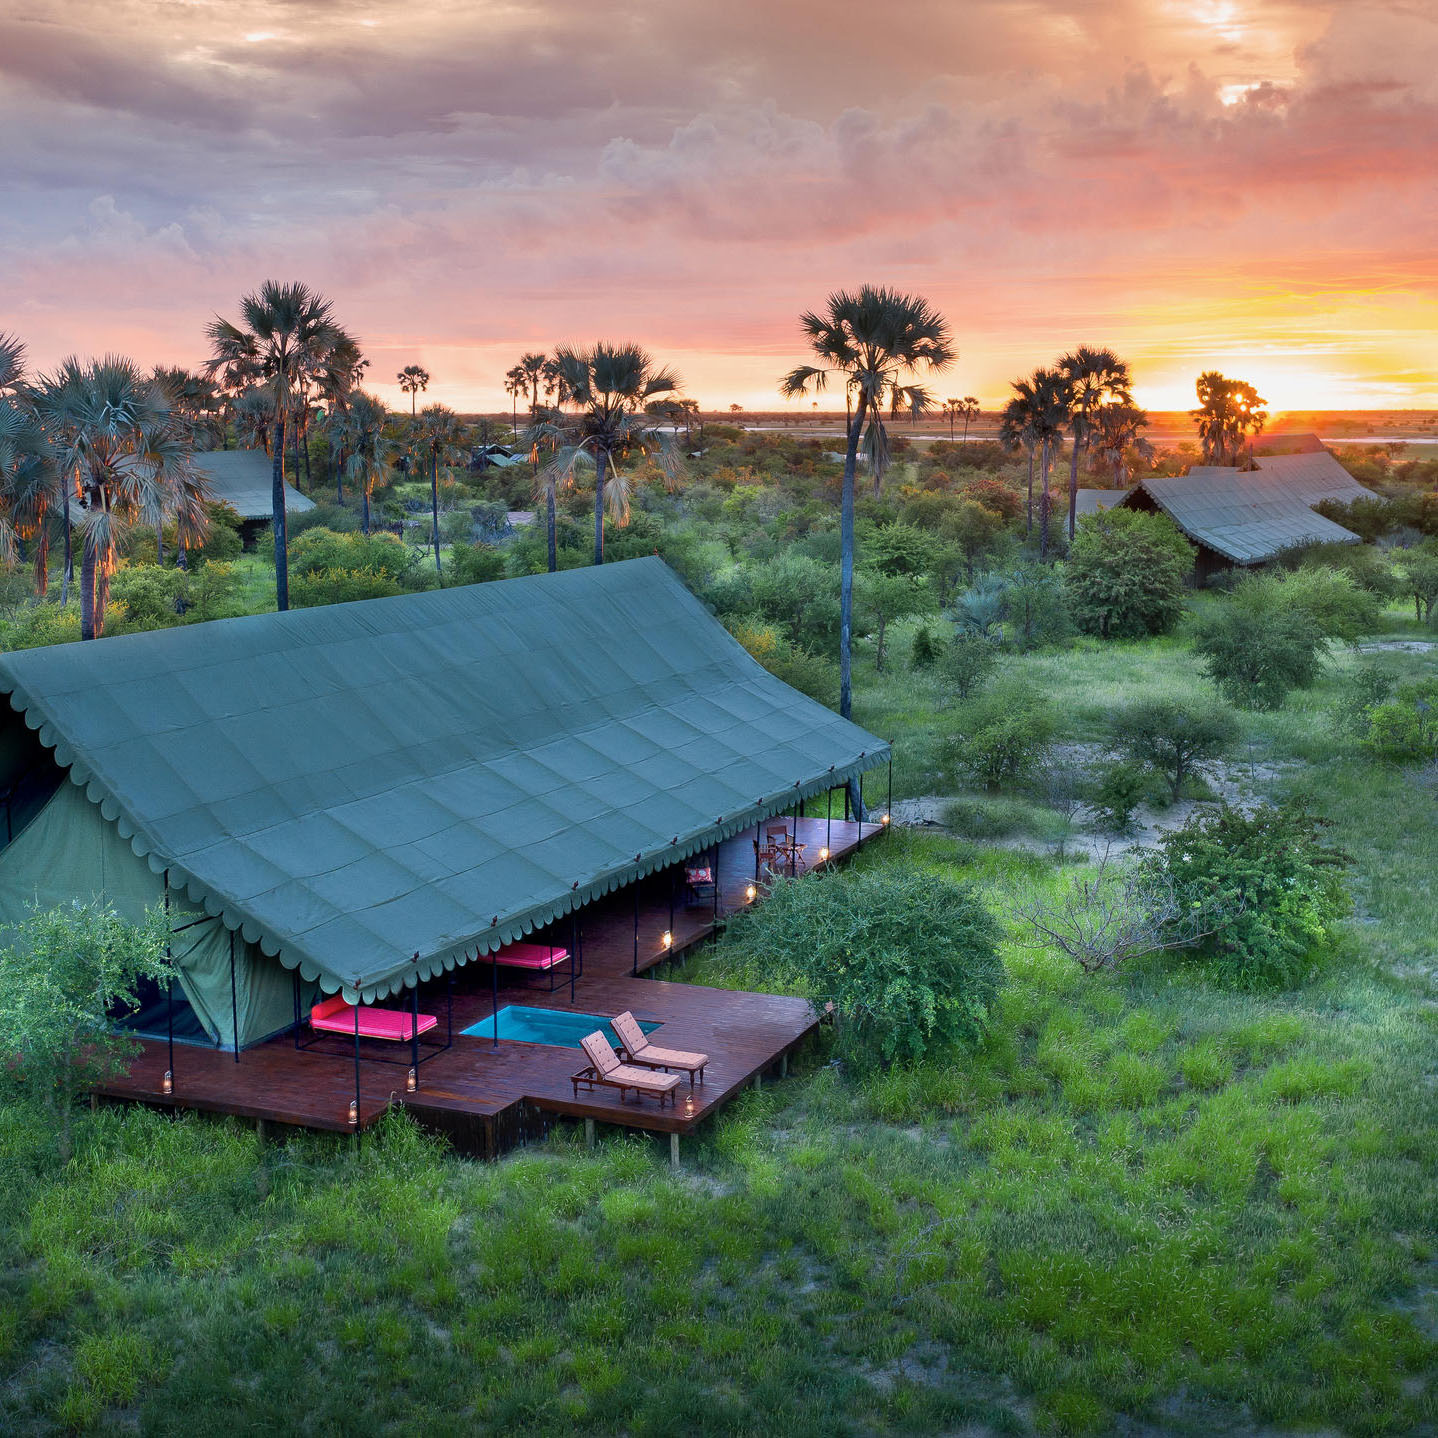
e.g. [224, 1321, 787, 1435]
[430, 453, 443, 582]
[1025, 446, 1035, 536]
[32, 533, 48, 599]
[840, 406, 864, 819]
[80, 538, 97, 641]
[546, 488, 557, 573]
[96, 538, 113, 629]
[1067, 426, 1082, 540]
[60, 487, 72, 605]
[272, 415, 290, 611]
[301, 417, 312, 493]
[157, 526, 165, 566]
[593, 450, 608, 565]
[362, 486, 371, 536]
[1038, 439, 1052, 561]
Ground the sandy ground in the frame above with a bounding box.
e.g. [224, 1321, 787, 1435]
[891, 745, 1294, 859]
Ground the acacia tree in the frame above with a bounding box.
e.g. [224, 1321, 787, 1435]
[1193, 371, 1268, 464]
[531, 345, 683, 567]
[415, 403, 466, 580]
[779, 287, 954, 724]
[397, 363, 430, 417]
[207, 282, 355, 611]
[37, 357, 207, 638]
[1058, 347, 1132, 539]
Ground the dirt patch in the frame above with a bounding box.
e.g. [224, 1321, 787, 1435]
[1358, 640, 1436, 653]
[893, 752, 1296, 860]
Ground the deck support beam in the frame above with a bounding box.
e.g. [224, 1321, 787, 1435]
[669, 1132, 680, 1168]
[584, 1118, 595, 1149]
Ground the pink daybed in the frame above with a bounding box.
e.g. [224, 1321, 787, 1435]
[310, 993, 438, 1041]
[491, 942, 571, 970]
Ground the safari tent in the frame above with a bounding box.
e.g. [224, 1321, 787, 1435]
[0, 559, 889, 1054]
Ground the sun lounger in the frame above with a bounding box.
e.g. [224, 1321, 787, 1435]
[572, 1031, 681, 1106]
[310, 993, 437, 1041]
[491, 942, 570, 969]
[612, 1010, 708, 1086]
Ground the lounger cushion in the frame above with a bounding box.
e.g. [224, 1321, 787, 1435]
[609, 1064, 680, 1092]
[311, 1004, 439, 1041]
[491, 942, 570, 969]
[581, 1031, 620, 1075]
[634, 1044, 708, 1069]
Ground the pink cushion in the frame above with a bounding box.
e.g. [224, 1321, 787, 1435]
[492, 942, 570, 970]
[311, 1004, 439, 1041]
[311, 994, 348, 1023]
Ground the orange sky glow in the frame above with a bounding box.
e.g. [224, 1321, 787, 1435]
[3, 1, 1434, 416]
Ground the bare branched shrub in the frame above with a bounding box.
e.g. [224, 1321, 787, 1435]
[1015, 856, 1232, 974]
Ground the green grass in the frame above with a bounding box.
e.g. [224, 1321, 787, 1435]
[0, 608, 1434, 1434]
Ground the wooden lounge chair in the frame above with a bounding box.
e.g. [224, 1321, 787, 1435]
[612, 1011, 708, 1087]
[572, 1031, 681, 1107]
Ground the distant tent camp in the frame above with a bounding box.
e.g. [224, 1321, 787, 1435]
[0, 559, 889, 1047]
[1117, 445, 1372, 580]
[191, 449, 315, 530]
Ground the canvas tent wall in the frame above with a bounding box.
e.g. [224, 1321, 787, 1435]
[0, 782, 302, 1049]
[0, 558, 890, 1007]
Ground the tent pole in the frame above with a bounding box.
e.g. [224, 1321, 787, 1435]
[826, 788, 832, 858]
[569, 914, 577, 1002]
[163, 871, 174, 1088]
[632, 883, 639, 976]
[447, 972, 454, 1047]
[352, 1000, 362, 1130]
[712, 844, 720, 922]
[887, 755, 892, 820]
[790, 801, 797, 877]
[229, 929, 239, 1063]
[668, 868, 675, 942]
[410, 984, 419, 1088]
[293, 968, 301, 1049]
[492, 957, 499, 1050]
[857, 770, 864, 851]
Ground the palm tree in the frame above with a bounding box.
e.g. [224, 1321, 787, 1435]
[525, 410, 568, 574]
[1193, 372, 1267, 465]
[961, 396, 981, 442]
[415, 403, 465, 580]
[1091, 403, 1151, 485]
[36, 357, 207, 639]
[1003, 370, 1069, 559]
[779, 286, 954, 721]
[942, 397, 961, 439]
[1057, 347, 1133, 537]
[397, 364, 430, 417]
[532, 345, 683, 567]
[152, 367, 226, 451]
[327, 391, 391, 527]
[206, 281, 349, 611]
[0, 334, 59, 591]
[503, 364, 526, 432]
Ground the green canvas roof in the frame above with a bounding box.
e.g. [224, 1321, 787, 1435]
[191, 449, 316, 521]
[0, 558, 888, 1001]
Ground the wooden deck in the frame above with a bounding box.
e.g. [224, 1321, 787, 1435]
[97, 816, 886, 1155]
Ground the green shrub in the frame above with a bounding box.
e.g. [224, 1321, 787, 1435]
[446, 543, 508, 587]
[941, 794, 1056, 840]
[290, 528, 416, 584]
[729, 620, 836, 704]
[1108, 697, 1239, 801]
[909, 625, 940, 670]
[1087, 760, 1154, 833]
[948, 685, 1056, 792]
[1065, 509, 1194, 638]
[1360, 678, 1438, 765]
[1191, 595, 1324, 711]
[289, 567, 403, 608]
[1397, 544, 1438, 624]
[1148, 804, 1350, 986]
[725, 868, 1004, 1070]
[288, 503, 360, 537]
[942, 631, 1000, 699]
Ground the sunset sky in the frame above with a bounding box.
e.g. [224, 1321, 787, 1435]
[3, 0, 1435, 415]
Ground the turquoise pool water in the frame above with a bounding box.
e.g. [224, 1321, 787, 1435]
[461, 1005, 660, 1049]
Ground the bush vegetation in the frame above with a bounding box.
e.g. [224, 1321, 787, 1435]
[1065, 508, 1193, 638]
